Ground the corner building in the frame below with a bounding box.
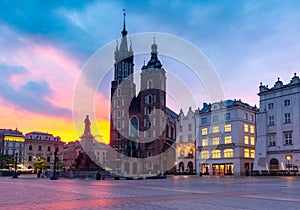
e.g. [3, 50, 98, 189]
[109, 14, 176, 176]
[254, 74, 300, 173]
[196, 100, 257, 176]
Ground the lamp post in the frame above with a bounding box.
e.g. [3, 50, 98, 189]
[286, 155, 292, 175]
[12, 153, 18, 178]
[50, 146, 59, 180]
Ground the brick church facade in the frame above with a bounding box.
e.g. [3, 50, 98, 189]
[109, 13, 177, 175]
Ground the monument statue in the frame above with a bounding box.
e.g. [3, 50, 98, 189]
[84, 115, 91, 135]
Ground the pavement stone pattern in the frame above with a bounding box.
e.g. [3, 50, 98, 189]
[0, 175, 300, 209]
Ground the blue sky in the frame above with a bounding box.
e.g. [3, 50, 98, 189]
[0, 0, 300, 140]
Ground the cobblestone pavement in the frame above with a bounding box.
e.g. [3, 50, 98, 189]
[0, 175, 300, 209]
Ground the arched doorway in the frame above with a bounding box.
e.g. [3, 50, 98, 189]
[270, 158, 279, 170]
[132, 162, 138, 174]
[124, 162, 130, 175]
[178, 162, 184, 172]
[187, 161, 194, 172]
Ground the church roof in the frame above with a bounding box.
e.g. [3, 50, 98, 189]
[142, 39, 162, 70]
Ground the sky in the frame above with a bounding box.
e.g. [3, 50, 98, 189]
[1, 0, 300, 143]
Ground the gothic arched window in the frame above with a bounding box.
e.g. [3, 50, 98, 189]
[129, 116, 139, 137]
[147, 80, 153, 89]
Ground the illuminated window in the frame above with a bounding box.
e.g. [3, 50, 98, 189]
[212, 137, 220, 145]
[224, 149, 233, 158]
[250, 150, 255, 158]
[202, 128, 208, 136]
[244, 124, 249, 132]
[244, 149, 250, 158]
[244, 136, 249, 144]
[202, 139, 208, 146]
[212, 126, 219, 133]
[250, 125, 255, 134]
[224, 136, 232, 144]
[250, 137, 255, 145]
[212, 150, 221, 158]
[224, 124, 231, 132]
[201, 151, 209, 159]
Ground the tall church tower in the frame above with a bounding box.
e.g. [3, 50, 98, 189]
[138, 39, 167, 158]
[110, 12, 136, 154]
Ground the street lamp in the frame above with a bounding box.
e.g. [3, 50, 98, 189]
[50, 146, 59, 180]
[12, 153, 18, 179]
[286, 155, 292, 175]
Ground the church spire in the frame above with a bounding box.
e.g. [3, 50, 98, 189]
[121, 9, 127, 37]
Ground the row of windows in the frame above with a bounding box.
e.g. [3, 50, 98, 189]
[144, 106, 156, 115]
[179, 134, 193, 142]
[201, 124, 231, 135]
[244, 136, 255, 145]
[201, 124, 254, 136]
[268, 99, 291, 109]
[179, 123, 193, 132]
[268, 113, 291, 125]
[28, 145, 56, 152]
[202, 136, 255, 146]
[144, 94, 157, 104]
[113, 98, 124, 108]
[268, 132, 293, 146]
[5, 142, 23, 148]
[201, 113, 231, 125]
[4, 150, 23, 156]
[202, 136, 232, 146]
[27, 135, 54, 140]
[200, 149, 234, 159]
[28, 156, 51, 162]
[201, 112, 254, 125]
[201, 149, 255, 159]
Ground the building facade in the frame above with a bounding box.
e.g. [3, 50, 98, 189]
[176, 107, 196, 173]
[24, 131, 64, 170]
[0, 129, 25, 167]
[196, 100, 257, 176]
[254, 74, 300, 173]
[109, 13, 176, 176]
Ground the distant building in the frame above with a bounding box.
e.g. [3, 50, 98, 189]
[24, 131, 64, 170]
[195, 100, 257, 176]
[254, 74, 300, 172]
[176, 107, 196, 173]
[0, 128, 25, 167]
[63, 141, 81, 171]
